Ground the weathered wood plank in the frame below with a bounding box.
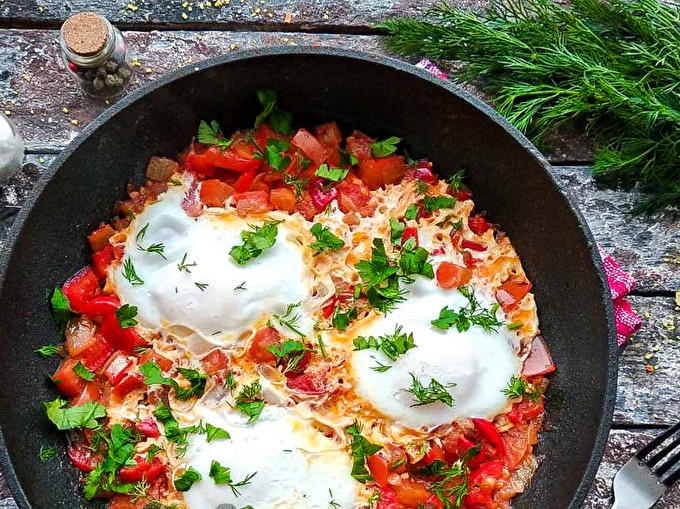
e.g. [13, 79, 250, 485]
[550, 167, 680, 294]
[0, 29, 593, 162]
[2, 429, 678, 508]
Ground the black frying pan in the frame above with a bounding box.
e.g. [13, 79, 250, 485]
[0, 48, 617, 509]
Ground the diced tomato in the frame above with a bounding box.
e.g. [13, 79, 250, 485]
[462, 488, 495, 509]
[118, 457, 166, 483]
[421, 443, 445, 467]
[357, 155, 406, 191]
[336, 175, 375, 217]
[137, 417, 161, 438]
[103, 352, 133, 385]
[199, 179, 234, 207]
[441, 431, 476, 463]
[502, 423, 531, 469]
[292, 128, 329, 165]
[393, 479, 431, 507]
[425, 494, 445, 509]
[468, 215, 491, 235]
[88, 223, 115, 253]
[472, 419, 505, 455]
[409, 162, 438, 184]
[253, 123, 285, 148]
[310, 185, 338, 210]
[315, 122, 343, 148]
[461, 239, 486, 252]
[249, 173, 271, 193]
[61, 266, 101, 313]
[507, 399, 545, 425]
[269, 187, 296, 213]
[233, 169, 256, 193]
[201, 349, 230, 375]
[346, 131, 374, 160]
[202, 146, 262, 172]
[462, 250, 477, 268]
[101, 313, 146, 352]
[522, 335, 556, 376]
[111, 371, 144, 404]
[401, 227, 418, 247]
[283, 344, 312, 378]
[436, 262, 473, 289]
[451, 188, 473, 201]
[496, 276, 532, 313]
[92, 244, 115, 280]
[322, 296, 338, 319]
[286, 370, 328, 395]
[52, 358, 85, 398]
[137, 349, 173, 372]
[185, 152, 218, 177]
[78, 331, 114, 371]
[249, 327, 281, 363]
[233, 190, 270, 215]
[67, 443, 97, 472]
[367, 454, 389, 486]
[108, 496, 139, 509]
[71, 381, 101, 406]
[295, 190, 318, 220]
[79, 295, 120, 318]
[469, 460, 505, 489]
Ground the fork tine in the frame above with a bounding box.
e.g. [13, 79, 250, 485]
[646, 435, 680, 468]
[653, 448, 680, 478]
[662, 463, 680, 487]
[636, 422, 680, 460]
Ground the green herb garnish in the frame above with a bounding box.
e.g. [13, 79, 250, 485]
[271, 302, 304, 337]
[73, 361, 95, 381]
[370, 136, 401, 158]
[229, 220, 282, 265]
[39, 445, 56, 462]
[503, 375, 542, 402]
[254, 89, 293, 135]
[44, 399, 106, 430]
[140, 362, 207, 401]
[267, 340, 310, 374]
[235, 380, 265, 424]
[175, 467, 202, 492]
[405, 373, 456, 407]
[310, 223, 345, 255]
[122, 258, 144, 286]
[206, 423, 231, 442]
[353, 325, 416, 371]
[116, 304, 138, 328]
[404, 203, 419, 220]
[263, 138, 292, 171]
[316, 163, 349, 182]
[82, 424, 136, 500]
[198, 120, 233, 149]
[34, 344, 61, 357]
[331, 306, 358, 331]
[423, 195, 456, 212]
[50, 287, 71, 333]
[346, 421, 383, 483]
[209, 461, 257, 495]
[431, 286, 504, 332]
[177, 253, 197, 273]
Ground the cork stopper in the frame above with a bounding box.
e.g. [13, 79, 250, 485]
[62, 12, 108, 57]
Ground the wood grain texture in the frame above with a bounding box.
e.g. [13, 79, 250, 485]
[0, 29, 594, 161]
[2, 429, 679, 508]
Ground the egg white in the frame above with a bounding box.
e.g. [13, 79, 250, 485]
[351, 277, 521, 431]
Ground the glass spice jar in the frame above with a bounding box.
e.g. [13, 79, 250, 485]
[58, 12, 133, 99]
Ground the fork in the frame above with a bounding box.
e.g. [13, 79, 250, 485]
[612, 421, 680, 509]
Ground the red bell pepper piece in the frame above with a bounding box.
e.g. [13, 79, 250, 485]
[472, 418, 505, 455]
[78, 331, 114, 371]
[79, 295, 120, 317]
[468, 215, 491, 235]
[286, 371, 328, 395]
[421, 442, 445, 466]
[462, 487, 495, 509]
[118, 456, 166, 483]
[507, 399, 545, 425]
[185, 152, 218, 177]
[100, 313, 146, 352]
[322, 296, 337, 319]
[496, 276, 533, 313]
[469, 460, 505, 488]
[111, 371, 145, 403]
[92, 245, 115, 280]
[203, 146, 262, 172]
[234, 169, 257, 193]
[104, 352, 133, 385]
[401, 226, 419, 247]
[61, 266, 101, 313]
[461, 239, 487, 252]
[137, 417, 161, 438]
[52, 358, 85, 398]
[67, 444, 97, 472]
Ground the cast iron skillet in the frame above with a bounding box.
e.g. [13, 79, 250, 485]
[0, 47, 617, 509]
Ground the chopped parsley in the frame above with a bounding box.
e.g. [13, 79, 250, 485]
[423, 195, 456, 212]
[346, 421, 383, 483]
[198, 120, 233, 149]
[34, 344, 61, 358]
[44, 399, 106, 430]
[235, 380, 265, 424]
[50, 287, 71, 333]
[427, 459, 470, 508]
[389, 217, 405, 243]
[122, 258, 144, 286]
[315, 163, 349, 182]
[404, 203, 419, 220]
[175, 467, 202, 492]
[209, 461, 256, 495]
[254, 89, 293, 135]
[83, 424, 137, 500]
[115, 304, 138, 328]
[140, 362, 207, 401]
[153, 403, 206, 448]
[507, 321, 523, 330]
[503, 375, 542, 402]
[230, 220, 282, 265]
[399, 237, 434, 279]
[405, 373, 456, 407]
[310, 223, 345, 255]
[73, 361, 95, 381]
[353, 325, 416, 372]
[206, 423, 231, 442]
[431, 286, 504, 333]
[263, 138, 292, 171]
[370, 136, 401, 158]
[267, 340, 310, 374]
[332, 306, 358, 331]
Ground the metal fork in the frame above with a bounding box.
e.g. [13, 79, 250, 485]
[612, 421, 680, 509]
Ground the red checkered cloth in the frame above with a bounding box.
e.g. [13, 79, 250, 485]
[416, 58, 643, 346]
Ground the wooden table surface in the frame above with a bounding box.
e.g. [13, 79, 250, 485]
[1, 1, 679, 508]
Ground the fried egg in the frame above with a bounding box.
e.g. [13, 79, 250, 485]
[350, 278, 521, 431]
[182, 404, 361, 509]
[111, 185, 315, 351]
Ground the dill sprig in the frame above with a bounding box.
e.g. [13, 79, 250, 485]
[381, 0, 680, 212]
[405, 372, 456, 407]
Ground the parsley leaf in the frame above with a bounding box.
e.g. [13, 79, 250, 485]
[206, 423, 231, 442]
[405, 373, 456, 407]
[310, 223, 345, 255]
[423, 196, 456, 212]
[389, 218, 405, 244]
[230, 220, 282, 265]
[175, 467, 202, 492]
[404, 203, 419, 220]
[503, 375, 542, 402]
[50, 287, 71, 334]
[399, 238, 434, 279]
[83, 424, 136, 500]
[431, 286, 504, 333]
[264, 138, 292, 172]
[209, 461, 257, 496]
[315, 163, 349, 182]
[267, 340, 310, 374]
[354, 325, 416, 371]
[235, 380, 265, 424]
[116, 304, 138, 329]
[34, 344, 61, 357]
[346, 421, 383, 483]
[73, 361, 95, 381]
[255, 89, 293, 135]
[198, 120, 233, 149]
[332, 306, 358, 331]
[140, 362, 207, 401]
[355, 239, 404, 314]
[44, 399, 106, 430]
[370, 136, 401, 158]
[153, 403, 205, 447]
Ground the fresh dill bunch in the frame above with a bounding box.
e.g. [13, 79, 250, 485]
[381, 0, 680, 212]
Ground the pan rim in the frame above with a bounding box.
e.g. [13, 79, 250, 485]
[0, 45, 618, 509]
